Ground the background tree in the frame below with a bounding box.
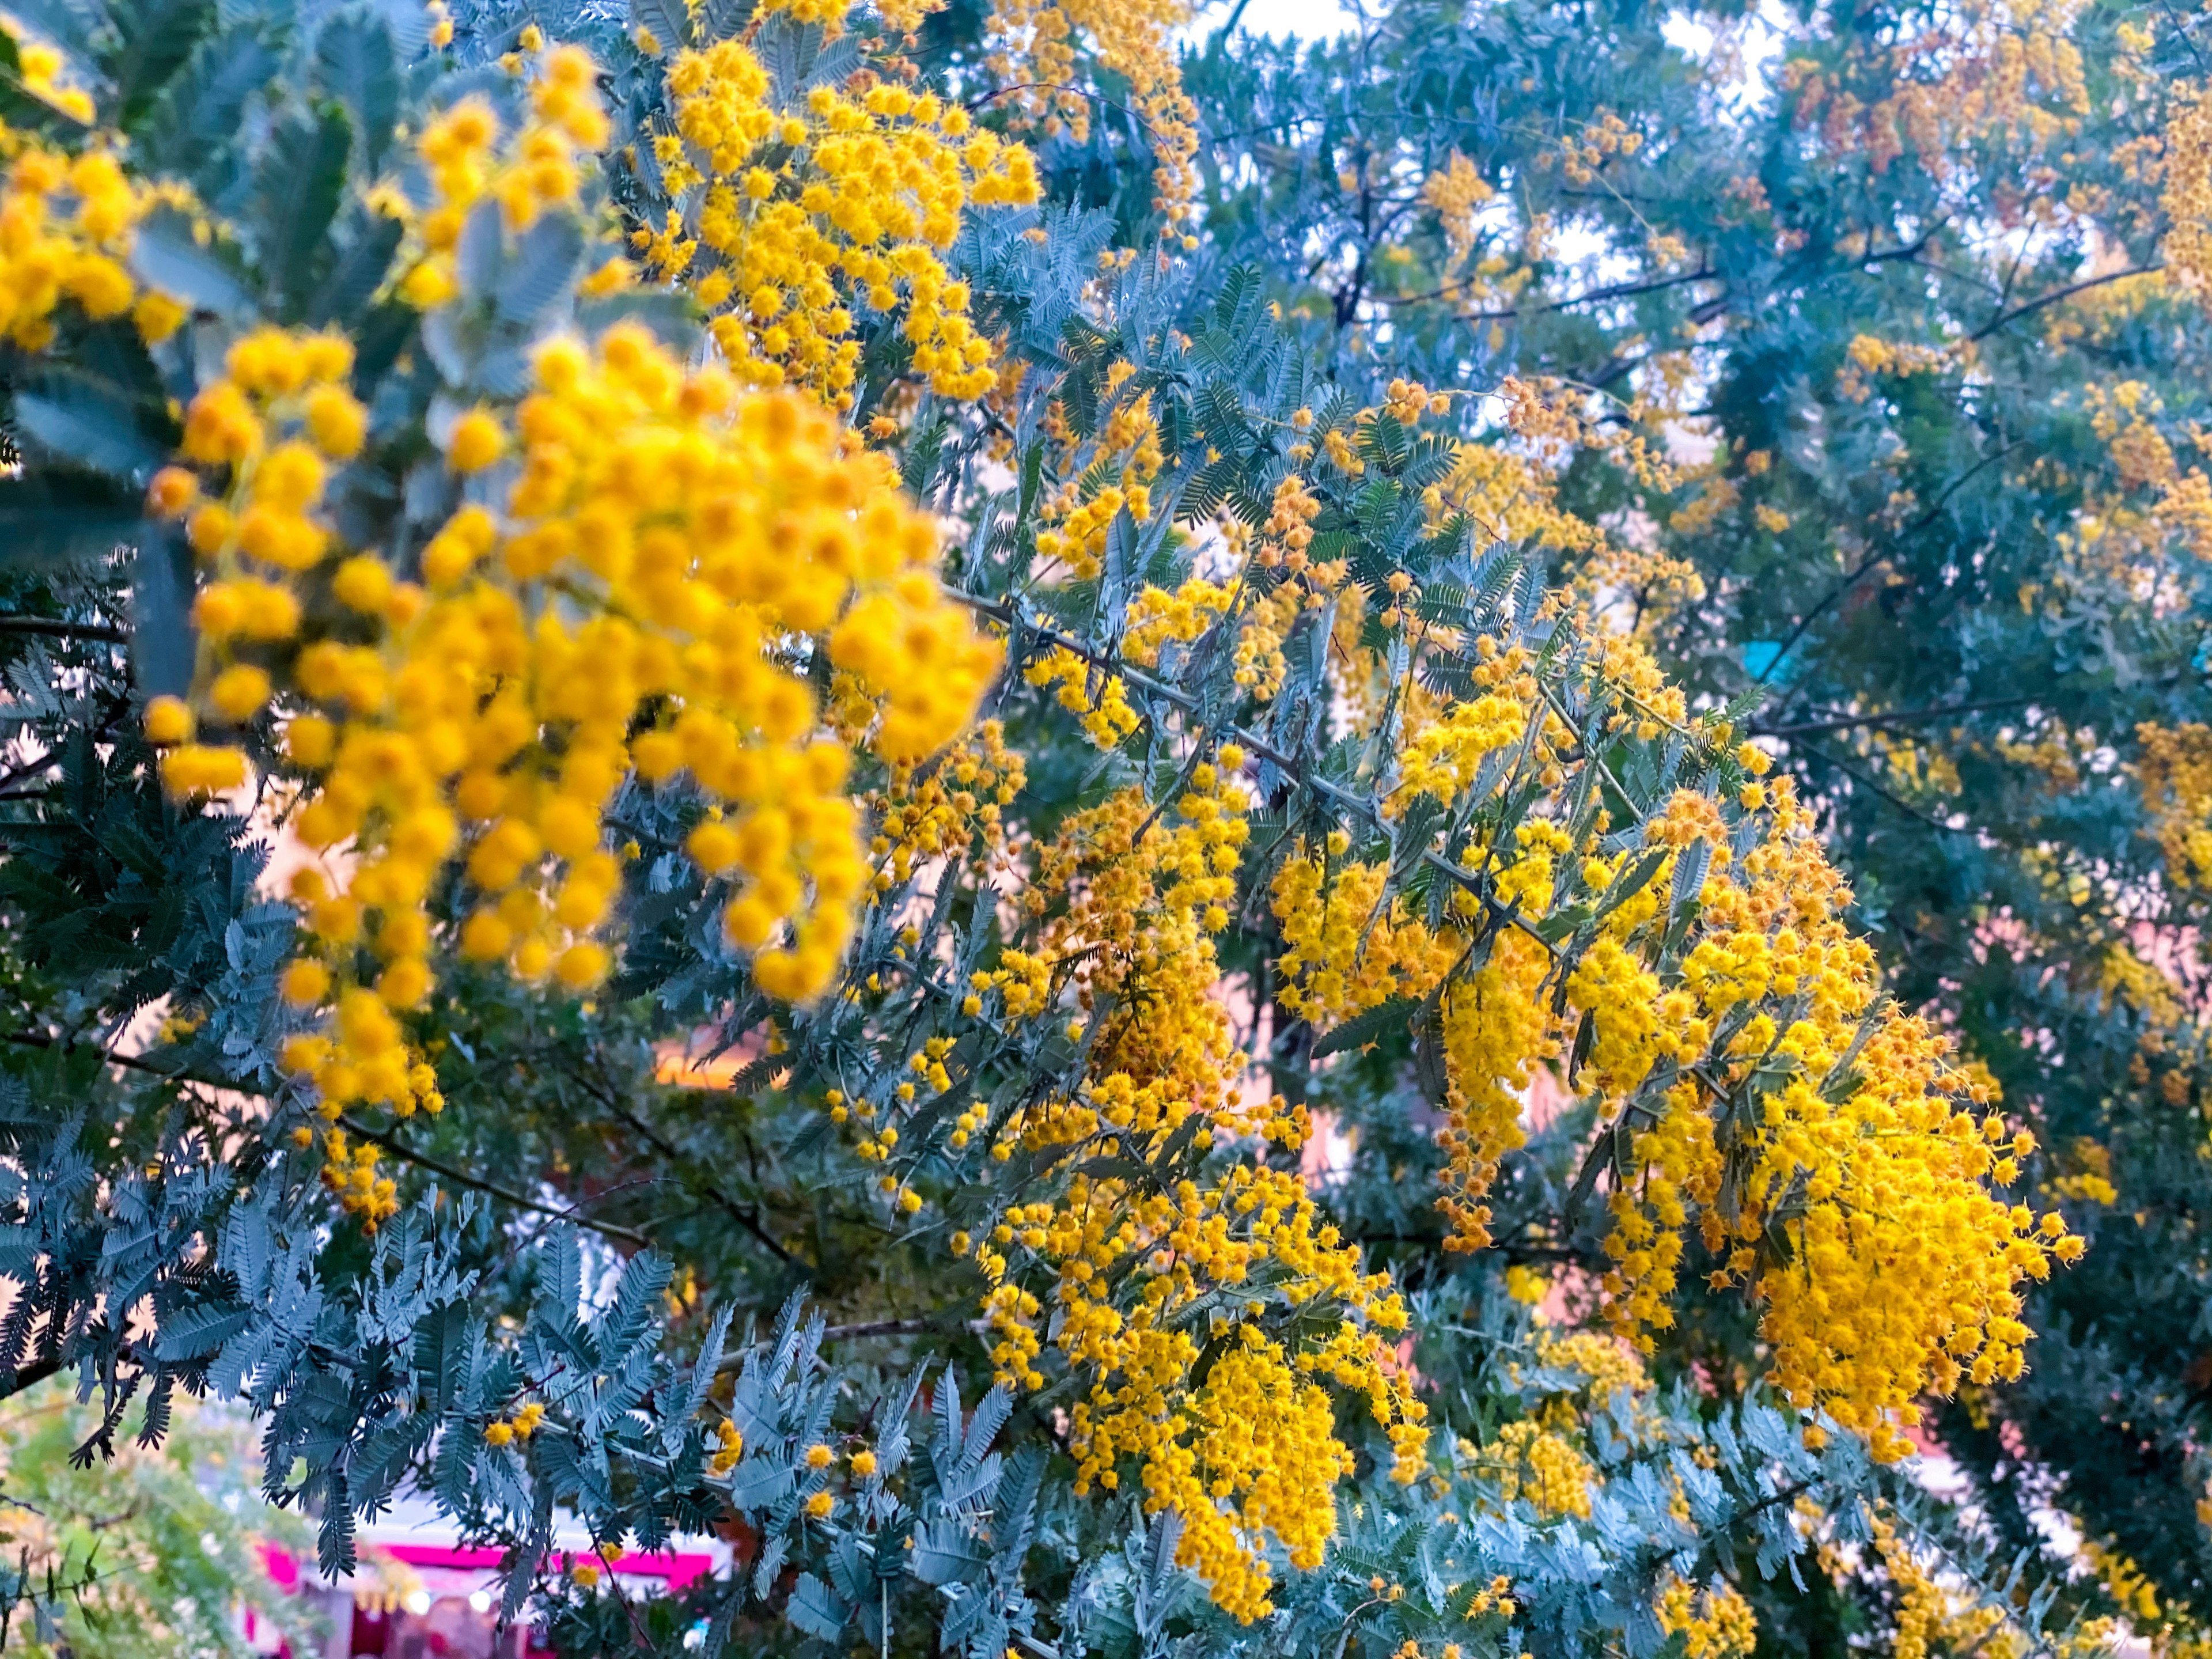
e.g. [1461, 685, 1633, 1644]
[0, 1377, 324, 1657]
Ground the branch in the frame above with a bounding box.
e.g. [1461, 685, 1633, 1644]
[569, 1070, 796, 1265]
[1390, 263, 1718, 318]
[0, 1028, 654, 1248]
[1969, 264, 2164, 341]
[1754, 439, 2024, 684]
[1794, 742, 1978, 837]
[1753, 696, 2031, 738]
[0, 618, 127, 645]
[946, 587, 1558, 956]
[0, 1353, 69, 1404]
[336, 1114, 653, 1247]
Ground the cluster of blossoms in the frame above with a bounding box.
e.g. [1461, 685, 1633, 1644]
[2169, 84, 2212, 299]
[1032, 380, 1166, 576]
[2137, 721, 2212, 888]
[1654, 1573, 1760, 1659]
[481, 1400, 546, 1448]
[0, 13, 96, 121]
[982, 0, 1199, 234]
[864, 720, 1026, 890]
[645, 39, 1039, 407]
[920, 756, 1427, 1622]
[0, 120, 183, 351]
[1267, 589, 2082, 1457]
[1474, 1419, 1594, 1520]
[1122, 573, 1302, 698]
[387, 44, 627, 309]
[108, 57, 994, 1219]
[1783, 0, 2088, 179]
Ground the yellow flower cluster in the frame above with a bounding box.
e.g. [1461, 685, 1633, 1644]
[1122, 575, 1300, 698]
[1420, 151, 1497, 275]
[1268, 847, 1458, 1028]
[1531, 1330, 1648, 1407]
[1597, 782, 2078, 1460]
[952, 757, 1426, 1622]
[1544, 108, 1643, 186]
[482, 1400, 546, 1447]
[0, 14, 94, 122]
[1394, 692, 1535, 801]
[1025, 646, 1140, 747]
[391, 46, 618, 310]
[1035, 389, 1164, 575]
[866, 720, 1025, 890]
[2168, 86, 2212, 300]
[1476, 1419, 1593, 1520]
[2138, 722, 2212, 887]
[1655, 1573, 1759, 1659]
[1785, 0, 2088, 180]
[983, 0, 1198, 232]
[0, 122, 181, 352]
[108, 69, 994, 1215]
[651, 41, 1039, 407]
[1435, 908, 1552, 1251]
[1268, 577, 2077, 1456]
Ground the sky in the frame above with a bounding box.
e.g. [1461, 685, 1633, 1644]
[1180, 0, 1358, 46]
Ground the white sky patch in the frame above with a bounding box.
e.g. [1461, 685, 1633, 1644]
[1661, 0, 1791, 120]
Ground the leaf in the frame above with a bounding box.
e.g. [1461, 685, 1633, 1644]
[1311, 994, 1421, 1058]
[145, 29, 277, 191]
[412, 1300, 473, 1412]
[726, 1457, 794, 1510]
[1411, 997, 1449, 1105]
[785, 1572, 850, 1639]
[495, 212, 584, 324]
[696, 0, 753, 38]
[252, 100, 350, 320]
[630, 0, 687, 50]
[128, 521, 194, 694]
[962, 1384, 1011, 1470]
[308, 207, 403, 327]
[910, 1519, 988, 1586]
[129, 204, 252, 317]
[12, 387, 164, 483]
[103, 0, 213, 129]
[539, 1226, 581, 1319]
[1593, 846, 1669, 925]
[153, 1301, 251, 1359]
[455, 196, 505, 303]
[313, 11, 398, 174]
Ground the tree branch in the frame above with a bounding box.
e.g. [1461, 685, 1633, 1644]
[0, 1028, 654, 1248]
[0, 618, 127, 645]
[1970, 264, 2164, 340]
[336, 1114, 653, 1247]
[1753, 696, 2031, 738]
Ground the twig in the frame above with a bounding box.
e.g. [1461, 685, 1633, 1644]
[1969, 264, 2164, 340]
[0, 619, 127, 645]
[1753, 696, 2031, 738]
[570, 1070, 796, 1266]
[948, 586, 1559, 956]
[0, 1027, 656, 1247]
[1390, 263, 1717, 317]
[338, 1115, 653, 1246]
[1755, 440, 2024, 685]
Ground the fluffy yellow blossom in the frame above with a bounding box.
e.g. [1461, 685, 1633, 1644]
[0, 126, 162, 351]
[656, 40, 1038, 408]
[984, 0, 1198, 228]
[1656, 1573, 1759, 1659]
